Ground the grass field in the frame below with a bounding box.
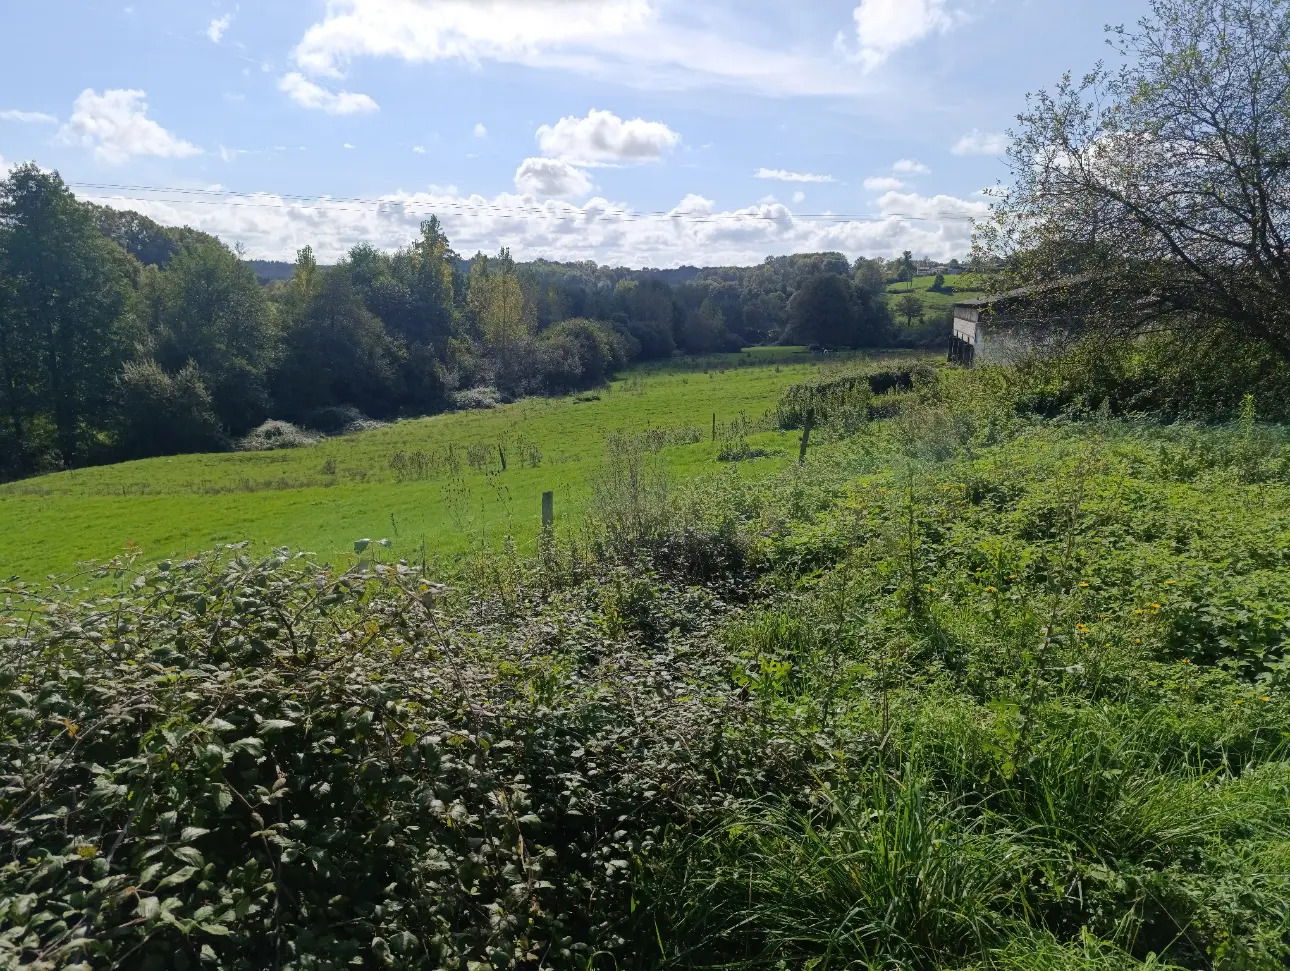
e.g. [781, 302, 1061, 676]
[887, 272, 988, 314]
[0, 347, 927, 580]
[12, 369, 1290, 968]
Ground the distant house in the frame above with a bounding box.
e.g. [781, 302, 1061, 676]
[949, 283, 1082, 366]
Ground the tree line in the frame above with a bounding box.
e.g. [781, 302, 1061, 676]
[0, 165, 942, 481]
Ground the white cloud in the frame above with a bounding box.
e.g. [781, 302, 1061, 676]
[792, 191, 806, 204]
[876, 189, 988, 222]
[951, 129, 1008, 156]
[82, 183, 985, 267]
[343, 142, 355, 149]
[278, 72, 379, 115]
[893, 158, 930, 175]
[58, 89, 201, 164]
[514, 157, 593, 198]
[536, 108, 679, 165]
[412, 145, 426, 154]
[289, 0, 874, 97]
[473, 123, 487, 139]
[863, 176, 905, 192]
[0, 109, 58, 124]
[755, 168, 836, 184]
[208, 13, 233, 43]
[843, 0, 958, 70]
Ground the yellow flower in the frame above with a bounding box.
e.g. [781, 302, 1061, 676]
[985, 585, 997, 593]
[1079, 582, 1089, 588]
[1261, 696, 1272, 702]
[1235, 700, 1243, 705]
[1150, 603, 1162, 610]
[1164, 579, 1176, 586]
[1075, 623, 1089, 633]
[1182, 658, 1191, 664]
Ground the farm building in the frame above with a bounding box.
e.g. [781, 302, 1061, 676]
[949, 286, 1077, 366]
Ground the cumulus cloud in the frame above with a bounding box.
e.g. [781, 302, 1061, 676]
[279, 73, 379, 114]
[514, 157, 594, 198]
[473, 123, 487, 138]
[842, 0, 959, 69]
[536, 108, 679, 165]
[951, 129, 1008, 156]
[755, 168, 836, 184]
[81, 183, 984, 267]
[288, 0, 872, 97]
[792, 191, 806, 204]
[208, 13, 233, 43]
[412, 145, 426, 154]
[892, 158, 930, 175]
[863, 176, 904, 192]
[58, 89, 201, 164]
[0, 109, 58, 124]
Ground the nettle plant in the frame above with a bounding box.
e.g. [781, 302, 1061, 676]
[0, 551, 766, 970]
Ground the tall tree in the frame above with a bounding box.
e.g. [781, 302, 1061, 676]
[787, 274, 856, 347]
[411, 216, 457, 345]
[0, 165, 138, 466]
[978, 0, 1290, 360]
[145, 240, 277, 433]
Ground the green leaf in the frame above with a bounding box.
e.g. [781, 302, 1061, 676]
[231, 737, 264, 757]
[181, 826, 211, 841]
[157, 866, 199, 888]
[137, 896, 160, 921]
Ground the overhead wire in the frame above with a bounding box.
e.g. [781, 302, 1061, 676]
[69, 181, 986, 225]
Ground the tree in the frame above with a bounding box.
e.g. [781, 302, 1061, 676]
[144, 240, 277, 433]
[411, 217, 457, 345]
[274, 267, 402, 420]
[931, 273, 946, 293]
[469, 248, 533, 353]
[115, 359, 226, 459]
[899, 251, 917, 290]
[977, 0, 1290, 361]
[898, 294, 926, 326]
[786, 274, 857, 347]
[0, 165, 138, 467]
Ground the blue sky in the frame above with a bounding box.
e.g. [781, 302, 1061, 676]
[0, 0, 1150, 266]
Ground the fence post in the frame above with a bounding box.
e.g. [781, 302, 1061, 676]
[499, 445, 507, 471]
[712, 413, 717, 441]
[542, 491, 554, 529]
[798, 407, 814, 466]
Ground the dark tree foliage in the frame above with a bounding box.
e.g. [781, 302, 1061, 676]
[0, 165, 138, 471]
[786, 274, 891, 348]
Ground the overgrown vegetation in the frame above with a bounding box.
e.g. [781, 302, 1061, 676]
[5, 363, 1290, 969]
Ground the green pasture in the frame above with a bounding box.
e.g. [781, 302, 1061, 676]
[0, 348, 925, 580]
[886, 273, 988, 314]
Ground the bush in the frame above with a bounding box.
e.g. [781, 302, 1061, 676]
[114, 359, 228, 459]
[236, 420, 319, 451]
[451, 386, 502, 410]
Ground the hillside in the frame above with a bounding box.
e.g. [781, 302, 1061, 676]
[7, 364, 1290, 969]
[0, 349, 929, 580]
[886, 272, 989, 316]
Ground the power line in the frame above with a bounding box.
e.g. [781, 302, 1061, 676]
[70, 180, 986, 225]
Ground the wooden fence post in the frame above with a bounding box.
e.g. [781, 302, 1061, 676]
[712, 413, 717, 441]
[798, 407, 814, 466]
[498, 445, 507, 471]
[542, 491, 554, 530]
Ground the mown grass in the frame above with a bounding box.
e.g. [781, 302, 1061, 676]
[0, 348, 929, 580]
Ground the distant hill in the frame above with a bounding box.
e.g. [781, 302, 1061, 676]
[247, 260, 297, 284]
